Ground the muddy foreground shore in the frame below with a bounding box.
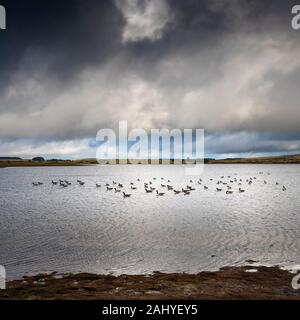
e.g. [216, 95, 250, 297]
[1, 266, 300, 300]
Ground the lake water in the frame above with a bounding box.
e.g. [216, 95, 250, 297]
[0, 164, 299, 280]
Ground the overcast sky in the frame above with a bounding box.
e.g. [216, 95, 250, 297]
[0, 0, 300, 159]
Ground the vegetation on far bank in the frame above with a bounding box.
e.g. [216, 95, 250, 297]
[1, 154, 300, 168]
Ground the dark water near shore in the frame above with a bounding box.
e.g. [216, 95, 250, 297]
[0, 164, 299, 280]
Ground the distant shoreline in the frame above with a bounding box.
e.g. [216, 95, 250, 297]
[1, 265, 299, 300]
[1, 154, 300, 168]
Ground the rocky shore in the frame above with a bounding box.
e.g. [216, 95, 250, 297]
[1, 266, 300, 300]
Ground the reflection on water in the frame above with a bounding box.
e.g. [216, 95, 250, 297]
[0, 164, 299, 279]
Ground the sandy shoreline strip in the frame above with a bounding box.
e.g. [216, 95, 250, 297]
[1, 266, 300, 300]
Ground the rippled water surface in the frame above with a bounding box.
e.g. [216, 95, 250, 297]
[0, 164, 299, 279]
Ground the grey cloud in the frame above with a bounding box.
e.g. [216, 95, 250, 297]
[0, 0, 299, 157]
[115, 0, 174, 43]
[205, 131, 300, 155]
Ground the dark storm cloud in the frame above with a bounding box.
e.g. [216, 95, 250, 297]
[0, 0, 300, 157]
[205, 131, 300, 155]
[0, 0, 124, 90]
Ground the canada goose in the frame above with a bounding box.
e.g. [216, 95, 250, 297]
[38, 182, 43, 185]
[113, 181, 117, 185]
[123, 192, 131, 198]
[226, 190, 233, 194]
[216, 188, 222, 192]
[106, 186, 113, 190]
[167, 185, 173, 190]
[96, 184, 101, 188]
[153, 177, 156, 180]
[130, 182, 134, 185]
[282, 186, 287, 191]
[264, 181, 267, 184]
[168, 180, 171, 183]
[190, 180, 193, 183]
[105, 183, 110, 187]
[131, 186, 137, 190]
[156, 190, 165, 196]
[276, 182, 279, 185]
[186, 185, 195, 191]
[150, 187, 156, 190]
[174, 190, 181, 194]
[79, 181, 85, 186]
[118, 183, 123, 188]
[239, 188, 245, 193]
[137, 178, 140, 181]
[204, 186, 208, 190]
[182, 188, 191, 194]
[52, 181, 58, 185]
[32, 182, 39, 186]
[114, 188, 121, 192]
[161, 184, 166, 187]
[145, 189, 153, 193]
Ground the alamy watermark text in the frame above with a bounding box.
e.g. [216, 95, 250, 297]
[292, 5, 300, 30]
[0, 4, 6, 30]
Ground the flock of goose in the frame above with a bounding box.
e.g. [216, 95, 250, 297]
[31, 172, 287, 198]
